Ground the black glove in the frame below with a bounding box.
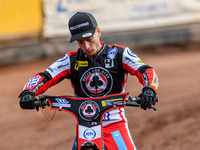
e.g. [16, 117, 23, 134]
[19, 91, 38, 109]
[139, 87, 158, 110]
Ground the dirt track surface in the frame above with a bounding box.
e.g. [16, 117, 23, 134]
[0, 44, 200, 150]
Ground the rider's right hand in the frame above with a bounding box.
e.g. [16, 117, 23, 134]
[19, 91, 38, 109]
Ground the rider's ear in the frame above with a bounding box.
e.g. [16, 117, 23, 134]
[96, 27, 101, 38]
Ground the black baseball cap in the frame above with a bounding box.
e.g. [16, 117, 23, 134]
[68, 12, 98, 43]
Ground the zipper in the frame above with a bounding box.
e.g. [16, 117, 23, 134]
[91, 58, 98, 94]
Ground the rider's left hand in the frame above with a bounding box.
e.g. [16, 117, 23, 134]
[138, 87, 158, 110]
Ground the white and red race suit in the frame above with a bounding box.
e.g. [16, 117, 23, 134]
[22, 41, 159, 149]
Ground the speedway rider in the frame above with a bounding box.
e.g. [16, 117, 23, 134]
[19, 12, 159, 150]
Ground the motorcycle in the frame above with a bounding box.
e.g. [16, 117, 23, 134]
[34, 93, 156, 150]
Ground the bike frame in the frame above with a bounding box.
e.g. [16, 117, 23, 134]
[36, 92, 157, 150]
[38, 93, 129, 150]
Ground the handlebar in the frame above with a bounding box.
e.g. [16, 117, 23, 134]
[124, 96, 157, 111]
[34, 95, 157, 111]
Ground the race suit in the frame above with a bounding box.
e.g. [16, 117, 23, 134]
[22, 41, 159, 149]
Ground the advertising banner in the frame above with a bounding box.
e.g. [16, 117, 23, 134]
[0, 0, 42, 40]
[43, 0, 200, 38]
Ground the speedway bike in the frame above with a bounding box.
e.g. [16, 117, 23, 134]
[34, 93, 156, 150]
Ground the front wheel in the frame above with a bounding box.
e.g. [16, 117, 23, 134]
[80, 141, 100, 150]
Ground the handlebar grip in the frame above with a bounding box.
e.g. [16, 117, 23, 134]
[34, 101, 40, 106]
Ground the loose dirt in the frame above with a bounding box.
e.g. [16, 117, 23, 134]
[0, 43, 200, 150]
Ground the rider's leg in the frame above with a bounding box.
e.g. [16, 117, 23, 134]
[103, 121, 137, 150]
[72, 136, 78, 150]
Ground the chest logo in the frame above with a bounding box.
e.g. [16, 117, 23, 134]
[80, 67, 113, 97]
[105, 59, 114, 68]
[74, 61, 88, 70]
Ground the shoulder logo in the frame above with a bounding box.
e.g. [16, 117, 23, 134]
[57, 56, 68, 62]
[107, 47, 117, 59]
[127, 49, 137, 57]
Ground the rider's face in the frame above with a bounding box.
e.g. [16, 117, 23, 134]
[76, 27, 102, 58]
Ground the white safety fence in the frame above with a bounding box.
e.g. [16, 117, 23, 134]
[43, 0, 200, 38]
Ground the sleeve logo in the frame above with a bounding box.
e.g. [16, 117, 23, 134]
[27, 75, 41, 87]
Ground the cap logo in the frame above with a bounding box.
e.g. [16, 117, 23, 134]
[70, 22, 90, 31]
[82, 33, 92, 38]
